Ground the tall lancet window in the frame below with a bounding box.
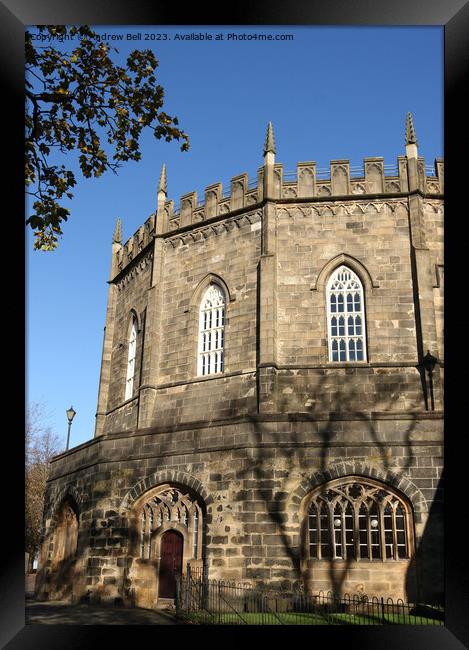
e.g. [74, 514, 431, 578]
[326, 265, 367, 362]
[198, 284, 225, 376]
[125, 316, 137, 399]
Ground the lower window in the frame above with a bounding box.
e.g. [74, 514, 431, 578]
[307, 478, 411, 561]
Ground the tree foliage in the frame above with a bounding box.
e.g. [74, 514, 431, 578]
[25, 25, 189, 251]
[25, 403, 64, 564]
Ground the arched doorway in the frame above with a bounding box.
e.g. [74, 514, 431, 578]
[158, 529, 183, 598]
[130, 483, 205, 607]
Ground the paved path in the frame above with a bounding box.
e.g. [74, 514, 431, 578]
[25, 599, 178, 625]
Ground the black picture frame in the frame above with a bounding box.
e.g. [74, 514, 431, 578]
[5, 1, 467, 647]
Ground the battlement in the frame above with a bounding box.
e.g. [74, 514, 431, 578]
[111, 117, 443, 280]
[114, 213, 155, 276]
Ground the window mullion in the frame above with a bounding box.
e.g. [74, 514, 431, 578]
[379, 506, 385, 562]
[341, 509, 346, 559]
[354, 504, 360, 560]
[367, 508, 372, 560]
[392, 504, 398, 560]
[328, 505, 336, 559]
[316, 507, 321, 560]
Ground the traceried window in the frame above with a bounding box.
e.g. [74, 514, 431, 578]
[307, 479, 411, 561]
[326, 266, 367, 362]
[198, 284, 225, 376]
[139, 487, 203, 561]
[125, 316, 137, 400]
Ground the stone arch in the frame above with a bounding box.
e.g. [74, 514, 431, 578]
[187, 272, 234, 313]
[231, 181, 244, 209]
[37, 487, 82, 600]
[311, 253, 379, 292]
[48, 484, 83, 524]
[123, 472, 210, 607]
[205, 190, 218, 218]
[300, 167, 314, 181]
[289, 459, 428, 522]
[127, 308, 142, 335]
[120, 469, 212, 513]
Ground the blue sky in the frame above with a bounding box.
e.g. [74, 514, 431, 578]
[26, 25, 443, 449]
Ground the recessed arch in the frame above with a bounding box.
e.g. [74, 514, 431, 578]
[187, 272, 234, 313]
[120, 469, 212, 512]
[290, 460, 428, 520]
[49, 484, 82, 525]
[311, 253, 379, 293]
[301, 476, 414, 563]
[127, 308, 142, 335]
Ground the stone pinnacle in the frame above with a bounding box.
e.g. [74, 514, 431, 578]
[113, 218, 122, 244]
[158, 163, 167, 193]
[405, 112, 417, 145]
[263, 121, 276, 156]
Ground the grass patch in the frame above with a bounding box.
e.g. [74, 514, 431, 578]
[180, 610, 443, 626]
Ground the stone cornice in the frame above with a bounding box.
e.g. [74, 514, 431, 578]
[163, 208, 262, 249]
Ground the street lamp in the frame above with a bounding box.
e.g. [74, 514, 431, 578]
[66, 406, 76, 451]
[423, 351, 438, 411]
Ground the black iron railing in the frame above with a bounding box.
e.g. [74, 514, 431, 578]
[176, 568, 444, 626]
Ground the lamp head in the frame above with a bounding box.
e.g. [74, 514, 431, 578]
[423, 350, 437, 374]
[66, 406, 76, 423]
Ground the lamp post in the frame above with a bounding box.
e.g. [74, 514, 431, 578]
[66, 406, 76, 451]
[423, 351, 438, 411]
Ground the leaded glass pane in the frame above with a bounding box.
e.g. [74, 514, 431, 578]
[358, 503, 369, 559]
[369, 503, 381, 559]
[338, 316, 345, 336]
[198, 284, 226, 376]
[332, 339, 338, 362]
[333, 504, 343, 558]
[344, 502, 355, 559]
[308, 480, 410, 563]
[327, 266, 367, 362]
[384, 504, 393, 559]
[349, 338, 356, 361]
[125, 317, 138, 400]
[339, 339, 346, 361]
[356, 339, 364, 361]
[319, 503, 332, 559]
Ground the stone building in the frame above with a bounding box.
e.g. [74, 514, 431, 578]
[35, 115, 444, 608]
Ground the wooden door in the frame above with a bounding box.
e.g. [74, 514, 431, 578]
[158, 530, 183, 598]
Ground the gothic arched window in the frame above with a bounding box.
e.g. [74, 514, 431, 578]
[326, 265, 367, 362]
[198, 284, 225, 376]
[306, 479, 411, 561]
[139, 487, 203, 561]
[125, 315, 137, 400]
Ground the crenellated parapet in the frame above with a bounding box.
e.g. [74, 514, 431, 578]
[279, 156, 443, 199]
[110, 115, 443, 281]
[113, 213, 155, 279]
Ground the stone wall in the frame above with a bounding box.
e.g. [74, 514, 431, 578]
[37, 414, 443, 605]
[38, 134, 443, 607]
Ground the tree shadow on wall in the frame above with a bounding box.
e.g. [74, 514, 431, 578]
[35, 493, 136, 608]
[234, 362, 442, 602]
